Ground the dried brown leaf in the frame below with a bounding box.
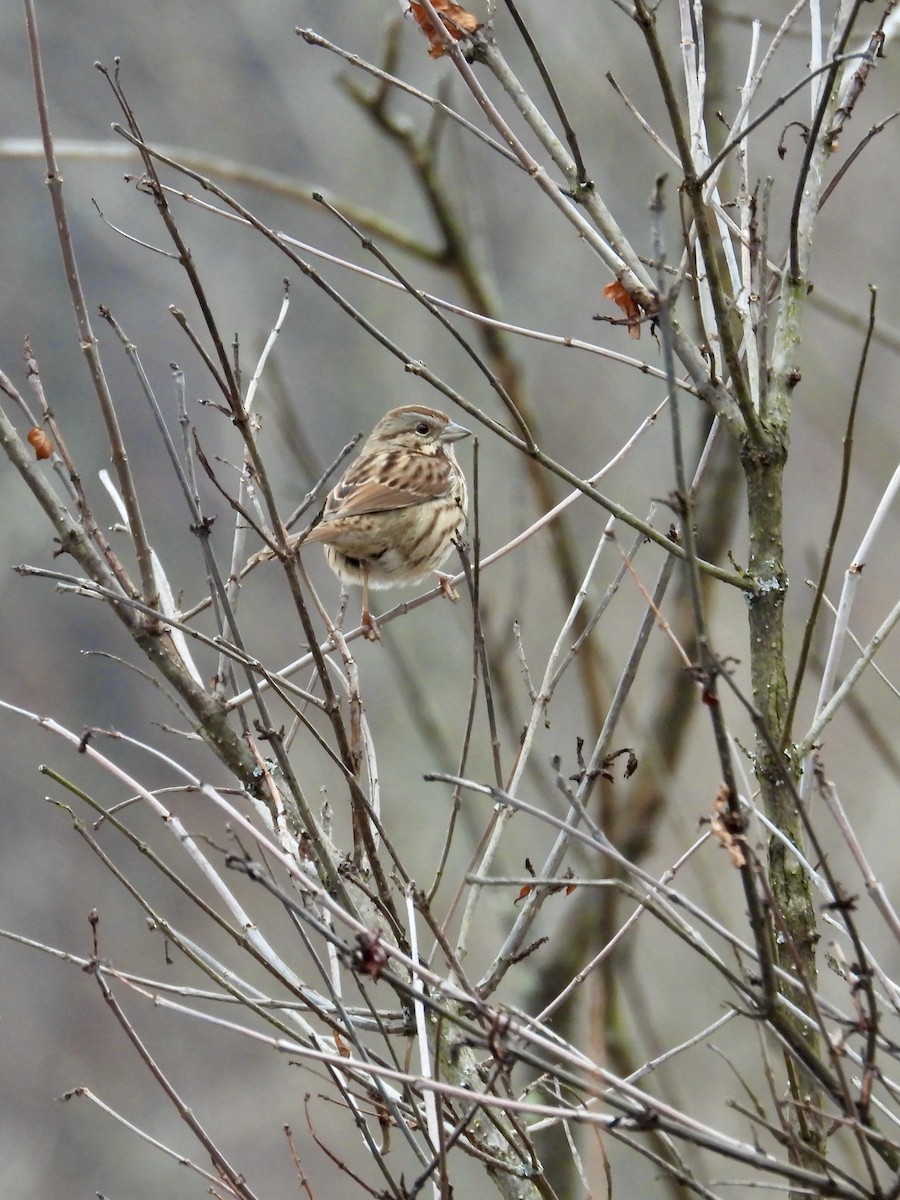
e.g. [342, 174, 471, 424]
[27, 426, 53, 460]
[709, 784, 746, 868]
[603, 279, 643, 339]
[409, 1, 483, 58]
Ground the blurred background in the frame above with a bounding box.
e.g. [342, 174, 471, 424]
[1, 1, 900, 1195]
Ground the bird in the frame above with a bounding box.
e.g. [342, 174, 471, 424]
[293, 405, 470, 637]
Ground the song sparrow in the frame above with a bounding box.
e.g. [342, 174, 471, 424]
[297, 405, 470, 637]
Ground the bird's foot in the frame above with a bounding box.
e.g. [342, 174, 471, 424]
[362, 609, 382, 641]
[435, 572, 460, 602]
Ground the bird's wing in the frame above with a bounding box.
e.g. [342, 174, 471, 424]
[322, 455, 454, 519]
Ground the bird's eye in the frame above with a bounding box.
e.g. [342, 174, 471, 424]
[415, 421, 430, 435]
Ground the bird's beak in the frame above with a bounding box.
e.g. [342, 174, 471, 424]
[441, 419, 471, 443]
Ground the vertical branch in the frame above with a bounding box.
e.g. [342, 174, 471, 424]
[632, 0, 759, 440]
[650, 180, 774, 1002]
[737, 19, 856, 1179]
[23, 0, 157, 606]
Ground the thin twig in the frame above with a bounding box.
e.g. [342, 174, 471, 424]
[783, 286, 876, 747]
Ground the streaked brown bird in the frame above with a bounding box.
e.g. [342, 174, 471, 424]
[298, 405, 470, 637]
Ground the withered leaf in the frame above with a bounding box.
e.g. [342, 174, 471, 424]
[603, 279, 643, 339]
[409, 1, 483, 59]
[27, 426, 53, 460]
[709, 783, 746, 868]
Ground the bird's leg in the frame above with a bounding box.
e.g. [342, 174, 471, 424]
[335, 588, 349, 630]
[435, 571, 460, 603]
[361, 568, 381, 641]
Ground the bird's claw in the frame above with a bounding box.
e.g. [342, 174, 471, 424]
[362, 611, 382, 641]
[435, 572, 459, 603]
